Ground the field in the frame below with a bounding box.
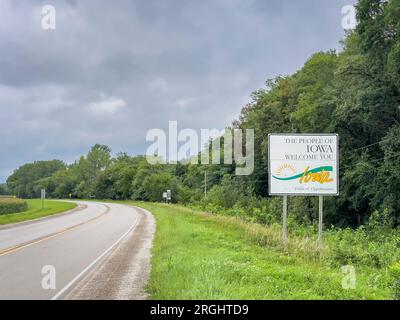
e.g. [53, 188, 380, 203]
[128, 202, 394, 300]
[0, 197, 28, 214]
[0, 199, 77, 225]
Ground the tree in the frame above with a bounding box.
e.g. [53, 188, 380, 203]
[86, 144, 112, 173]
[0, 184, 9, 195]
[291, 51, 338, 133]
[66, 144, 113, 198]
[7, 160, 65, 198]
[102, 154, 143, 199]
[141, 172, 178, 202]
[372, 125, 400, 226]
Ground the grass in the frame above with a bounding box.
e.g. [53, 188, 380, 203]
[125, 202, 392, 300]
[0, 199, 77, 225]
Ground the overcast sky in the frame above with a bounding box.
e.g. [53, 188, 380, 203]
[0, 0, 356, 182]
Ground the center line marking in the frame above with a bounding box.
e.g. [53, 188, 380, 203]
[0, 204, 109, 257]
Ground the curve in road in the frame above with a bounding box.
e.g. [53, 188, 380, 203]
[0, 201, 148, 300]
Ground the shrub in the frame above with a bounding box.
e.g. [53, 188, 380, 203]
[0, 197, 28, 215]
[389, 262, 400, 300]
[326, 227, 400, 268]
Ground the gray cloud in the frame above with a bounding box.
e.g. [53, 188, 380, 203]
[0, 0, 356, 182]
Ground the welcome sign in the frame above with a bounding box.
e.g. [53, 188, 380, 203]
[268, 134, 339, 196]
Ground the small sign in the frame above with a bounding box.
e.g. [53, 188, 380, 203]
[268, 134, 339, 196]
[162, 192, 167, 199]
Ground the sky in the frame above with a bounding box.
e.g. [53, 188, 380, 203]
[0, 0, 356, 182]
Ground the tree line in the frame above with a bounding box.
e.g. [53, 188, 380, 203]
[6, 0, 400, 228]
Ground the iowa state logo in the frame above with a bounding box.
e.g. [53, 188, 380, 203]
[273, 165, 334, 185]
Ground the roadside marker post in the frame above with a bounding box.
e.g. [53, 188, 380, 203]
[204, 171, 207, 197]
[162, 192, 167, 203]
[41, 188, 46, 210]
[166, 190, 171, 204]
[282, 195, 288, 251]
[318, 195, 324, 253]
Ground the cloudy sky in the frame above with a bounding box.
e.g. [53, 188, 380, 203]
[0, 0, 356, 182]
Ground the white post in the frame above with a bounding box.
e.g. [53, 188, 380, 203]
[318, 195, 324, 253]
[167, 190, 171, 204]
[205, 171, 207, 196]
[163, 192, 167, 204]
[283, 195, 288, 251]
[41, 189, 46, 210]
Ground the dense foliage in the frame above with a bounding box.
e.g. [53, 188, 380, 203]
[6, 160, 66, 198]
[0, 184, 9, 195]
[6, 0, 400, 229]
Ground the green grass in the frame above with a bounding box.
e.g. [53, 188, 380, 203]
[0, 199, 77, 225]
[125, 202, 391, 300]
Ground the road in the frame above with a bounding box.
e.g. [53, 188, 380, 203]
[0, 201, 151, 300]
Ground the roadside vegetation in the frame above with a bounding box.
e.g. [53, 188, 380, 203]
[0, 199, 76, 225]
[0, 184, 9, 196]
[131, 202, 394, 300]
[0, 197, 28, 215]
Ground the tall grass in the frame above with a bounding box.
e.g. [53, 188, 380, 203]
[0, 197, 28, 215]
[131, 202, 392, 299]
[171, 205, 400, 271]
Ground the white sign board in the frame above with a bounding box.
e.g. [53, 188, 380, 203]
[162, 192, 167, 199]
[268, 134, 339, 196]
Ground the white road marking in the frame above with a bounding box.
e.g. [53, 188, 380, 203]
[51, 205, 140, 300]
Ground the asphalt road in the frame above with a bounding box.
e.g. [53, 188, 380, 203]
[0, 201, 141, 300]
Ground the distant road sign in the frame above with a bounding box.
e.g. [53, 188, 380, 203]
[268, 134, 339, 196]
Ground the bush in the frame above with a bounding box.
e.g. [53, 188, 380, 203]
[326, 227, 400, 268]
[0, 198, 28, 215]
[389, 262, 400, 300]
